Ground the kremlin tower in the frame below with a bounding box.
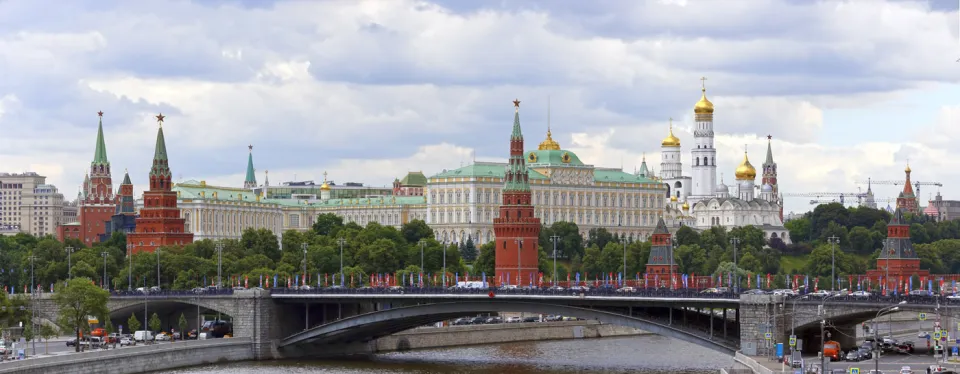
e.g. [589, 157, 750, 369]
[895, 164, 919, 214]
[126, 114, 193, 254]
[493, 100, 541, 286]
[58, 111, 116, 244]
[646, 217, 678, 287]
[244, 145, 257, 189]
[866, 209, 928, 290]
[761, 135, 782, 221]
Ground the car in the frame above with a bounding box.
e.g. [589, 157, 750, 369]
[544, 315, 563, 322]
[469, 317, 486, 325]
[485, 316, 503, 324]
[899, 366, 912, 374]
[522, 316, 539, 323]
[896, 341, 914, 354]
[154, 332, 171, 341]
[616, 286, 637, 293]
[452, 318, 471, 326]
[499, 285, 518, 291]
[845, 350, 861, 361]
[119, 337, 135, 346]
[857, 347, 873, 360]
[919, 331, 930, 339]
[808, 290, 831, 297]
[505, 316, 522, 323]
[851, 290, 872, 297]
[546, 286, 565, 292]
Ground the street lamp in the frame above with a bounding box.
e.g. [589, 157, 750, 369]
[442, 240, 448, 287]
[514, 239, 523, 287]
[65, 246, 74, 280]
[101, 251, 109, 290]
[156, 248, 161, 289]
[827, 236, 840, 292]
[730, 237, 740, 293]
[418, 239, 426, 272]
[28, 255, 37, 356]
[818, 292, 844, 371]
[550, 235, 560, 287]
[126, 244, 133, 291]
[337, 238, 346, 287]
[215, 242, 224, 289]
[670, 236, 677, 290]
[874, 301, 906, 374]
[301, 242, 308, 287]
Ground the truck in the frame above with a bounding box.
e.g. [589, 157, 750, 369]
[822, 340, 841, 361]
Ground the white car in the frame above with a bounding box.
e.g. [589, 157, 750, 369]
[505, 316, 522, 323]
[918, 331, 930, 339]
[154, 333, 171, 341]
[119, 337, 135, 346]
[808, 290, 830, 297]
[851, 291, 871, 297]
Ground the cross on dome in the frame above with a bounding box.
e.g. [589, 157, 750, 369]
[700, 76, 707, 90]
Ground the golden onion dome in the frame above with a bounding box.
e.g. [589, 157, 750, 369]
[661, 120, 681, 147]
[670, 195, 678, 202]
[682, 201, 689, 210]
[538, 130, 561, 151]
[320, 181, 330, 191]
[694, 87, 714, 115]
[735, 151, 757, 180]
[905, 163, 911, 173]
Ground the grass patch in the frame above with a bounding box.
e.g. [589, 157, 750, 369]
[780, 254, 809, 273]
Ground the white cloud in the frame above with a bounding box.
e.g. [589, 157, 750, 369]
[0, 0, 959, 215]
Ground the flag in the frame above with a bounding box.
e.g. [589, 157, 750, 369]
[576, 272, 580, 285]
[482, 272, 487, 288]
[244, 276, 248, 289]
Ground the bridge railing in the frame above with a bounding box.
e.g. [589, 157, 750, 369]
[268, 286, 740, 299]
[109, 289, 235, 298]
[787, 293, 960, 306]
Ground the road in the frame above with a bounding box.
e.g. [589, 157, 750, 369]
[800, 331, 956, 372]
[3, 336, 176, 358]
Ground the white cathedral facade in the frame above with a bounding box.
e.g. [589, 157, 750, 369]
[648, 82, 790, 244]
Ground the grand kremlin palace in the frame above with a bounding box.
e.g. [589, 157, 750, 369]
[150, 129, 667, 244]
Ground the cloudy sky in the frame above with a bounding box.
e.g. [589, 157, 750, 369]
[1, 0, 958, 214]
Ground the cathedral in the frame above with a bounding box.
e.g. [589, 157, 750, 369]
[655, 80, 790, 244]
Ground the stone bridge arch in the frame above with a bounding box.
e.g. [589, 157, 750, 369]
[107, 296, 240, 333]
[280, 300, 739, 356]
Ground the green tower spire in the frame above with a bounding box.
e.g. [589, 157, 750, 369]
[121, 169, 132, 185]
[92, 111, 110, 166]
[244, 145, 257, 188]
[504, 99, 530, 192]
[150, 114, 171, 178]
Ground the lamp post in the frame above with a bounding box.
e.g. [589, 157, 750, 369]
[65, 246, 74, 280]
[817, 292, 845, 371]
[337, 238, 346, 287]
[101, 251, 109, 290]
[874, 302, 906, 374]
[670, 236, 677, 291]
[156, 248, 161, 289]
[126, 244, 133, 291]
[550, 235, 560, 287]
[827, 236, 839, 292]
[442, 240, 448, 287]
[515, 239, 523, 287]
[215, 242, 223, 289]
[28, 255, 37, 356]
[301, 242, 308, 287]
[730, 237, 740, 293]
[418, 239, 426, 272]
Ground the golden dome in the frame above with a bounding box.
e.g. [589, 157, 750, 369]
[661, 120, 681, 147]
[905, 163, 911, 173]
[670, 195, 678, 202]
[682, 201, 689, 210]
[538, 130, 561, 151]
[694, 88, 714, 114]
[320, 171, 331, 191]
[735, 151, 757, 180]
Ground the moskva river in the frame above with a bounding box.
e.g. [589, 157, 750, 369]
[161, 335, 732, 373]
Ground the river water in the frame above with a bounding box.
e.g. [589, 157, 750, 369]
[160, 335, 732, 374]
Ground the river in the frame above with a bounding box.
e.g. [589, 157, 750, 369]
[159, 335, 732, 373]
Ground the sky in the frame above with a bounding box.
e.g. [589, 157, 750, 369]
[1, 0, 959, 215]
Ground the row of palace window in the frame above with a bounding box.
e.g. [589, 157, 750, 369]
[430, 189, 664, 209]
[431, 208, 664, 227]
[435, 229, 648, 244]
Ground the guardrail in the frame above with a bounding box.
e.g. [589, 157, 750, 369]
[109, 289, 235, 297]
[789, 294, 960, 306]
[269, 286, 741, 299]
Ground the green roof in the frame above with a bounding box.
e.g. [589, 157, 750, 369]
[526, 149, 584, 166]
[264, 195, 426, 208]
[150, 126, 171, 177]
[431, 162, 660, 185]
[121, 171, 132, 185]
[244, 148, 257, 187]
[431, 162, 547, 180]
[175, 180, 262, 202]
[92, 116, 109, 166]
[399, 171, 427, 186]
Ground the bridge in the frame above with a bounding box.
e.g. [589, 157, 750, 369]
[26, 288, 956, 360]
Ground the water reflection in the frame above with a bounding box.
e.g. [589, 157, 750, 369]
[162, 335, 732, 374]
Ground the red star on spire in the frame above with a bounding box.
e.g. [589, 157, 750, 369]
[156, 113, 165, 123]
[513, 99, 521, 108]
[767, 134, 772, 140]
[97, 111, 103, 117]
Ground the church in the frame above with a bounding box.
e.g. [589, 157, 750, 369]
[651, 80, 790, 244]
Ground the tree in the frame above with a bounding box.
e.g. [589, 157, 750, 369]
[53, 277, 109, 352]
[178, 313, 188, 342]
[40, 324, 58, 354]
[127, 314, 141, 334]
[22, 321, 34, 342]
[785, 217, 811, 244]
[674, 226, 701, 247]
[313, 213, 344, 236]
[460, 237, 478, 262]
[104, 318, 115, 334]
[400, 220, 434, 244]
[473, 242, 495, 276]
[149, 313, 162, 333]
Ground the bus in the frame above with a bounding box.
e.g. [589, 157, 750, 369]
[200, 320, 233, 338]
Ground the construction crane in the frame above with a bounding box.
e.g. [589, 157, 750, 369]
[782, 192, 868, 205]
[808, 197, 895, 206]
[858, 177, 942, 198]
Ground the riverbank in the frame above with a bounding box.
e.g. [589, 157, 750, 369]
[375, 320, 649, 353]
